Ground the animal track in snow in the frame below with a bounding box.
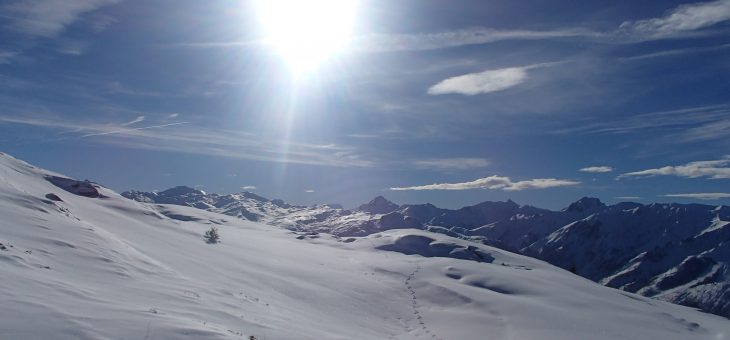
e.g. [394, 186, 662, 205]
[405, 264, 443, 340]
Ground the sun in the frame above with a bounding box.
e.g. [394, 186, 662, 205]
[257, 0, 357, 72]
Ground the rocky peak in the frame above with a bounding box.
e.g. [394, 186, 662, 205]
[564, 197, 605, 213]
[358, 196, 399, 214]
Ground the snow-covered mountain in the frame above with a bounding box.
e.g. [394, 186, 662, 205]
[3, 152, 729, 338]
[124, 187, 730, 319]
[525, 202, 730, 318]
[123, 186, 384, 236]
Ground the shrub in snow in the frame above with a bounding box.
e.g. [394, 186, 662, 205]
[204, 227, 220, 244]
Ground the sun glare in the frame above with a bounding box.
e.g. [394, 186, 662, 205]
[257, 0, 356, 72]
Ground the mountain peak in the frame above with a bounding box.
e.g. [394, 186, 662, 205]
[358, 196, 399, 214]
[564, 197, 605, 213]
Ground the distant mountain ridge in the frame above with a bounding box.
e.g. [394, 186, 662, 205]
[123, 186, 730, 318]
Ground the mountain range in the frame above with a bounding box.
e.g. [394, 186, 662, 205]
[124, 186, 730, 318]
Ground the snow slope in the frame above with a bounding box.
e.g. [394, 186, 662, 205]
[2, 152, 728, 339]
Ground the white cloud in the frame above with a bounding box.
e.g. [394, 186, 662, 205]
[305, 189, 315, 193]
[619, 0, 730, 39]
[427, 62, 562, 96]
[662, 193, 730, 200]
[3, 0, 119, 38]
[618, 157, 730, 179]
[428, 67, 528, 96]
[389, 175, 579, 191]
[241, 186, 257, 191]
[579, 166, 613, 173]
[413, 158, 489, 170]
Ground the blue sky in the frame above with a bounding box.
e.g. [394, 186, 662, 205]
[1, 0, 729, 209]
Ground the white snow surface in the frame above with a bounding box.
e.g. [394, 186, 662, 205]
[0, 152, 728, 339]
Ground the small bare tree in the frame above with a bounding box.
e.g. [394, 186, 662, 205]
[204, 227, 220, 244]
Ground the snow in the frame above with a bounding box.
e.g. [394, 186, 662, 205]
[0, 152, 728, 339]
[700, 217, 730, 236]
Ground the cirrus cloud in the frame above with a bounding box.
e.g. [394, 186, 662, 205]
[352, 27, 600, 53]
[619, 0, 730, 39]
[618, 157, 730, 179]
[662, 193, 730, 200]
[389, 175, 579, 191]
[3, 0, 119, 38]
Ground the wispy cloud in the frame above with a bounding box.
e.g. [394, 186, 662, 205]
[241, 186, 257, 191]
[427, 62, 560, 96]
[54, 38, 89, 55]
[0, 51, 19, 64]
[390, 175, 579, 191]
[2, 0, 119, 38]
[352, 28, 601, 53]
[673, 119, 730, 144]
[107, 81, 161, 97]
[579, 166, 613, 173]
[556, 104, 730, 144]
[616, 196, 642, 200]
[413, 158, 489, 170]
[167, 27, 599, 52]
[164, 41, 257, 49]
[168, 1, 730, 58]
[618, 157, 730, 179]
[0, 115, 373, 168]
[618, 0, 730, 40]
[305, 189, 315, 193]
[80, 122, 188, 138]
[621, 43, 730, 61]
[87, 14, 118, 33]
[662, 193, 730, 200]
[121, 115, 145, 127]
